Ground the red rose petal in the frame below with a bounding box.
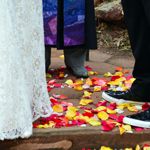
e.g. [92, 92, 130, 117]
[101, 121, 116, 131]
[96, 101, 107, 107]
[111, 76, 120, 81]
[82, 112, 94, 118]
[107, 103, 117, 110]
[142, 103, 150, 111]
[134, 127, 144, 132]
[85, 66, 92, 71]
[117, 115, 125, 123]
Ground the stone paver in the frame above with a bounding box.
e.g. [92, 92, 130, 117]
[89, 50, 112, 63]
[1, 49, 146, 150]
[1, 128, 150, 150]
[50, 49, 134, 72]
[106, 55, 134, 68]
[50, 88, 83, 100]
[86, 61, 116, 74]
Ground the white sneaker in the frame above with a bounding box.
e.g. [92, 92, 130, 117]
[123, 108, 150, 128]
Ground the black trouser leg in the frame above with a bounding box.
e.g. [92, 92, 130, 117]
[86, 49, 90, 61]
[45, 45, 51, 73]
[122, 0, 150, 99]
[63, 48, 88, 77]
[63, 48, 87, 69]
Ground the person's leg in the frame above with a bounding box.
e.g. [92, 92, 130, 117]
[45, 45, 51, 73]
[130, 0, 150, 100]
[64, 48, 88, 78]
[102, 0, 150, 104]
[102, 0, 150, 128]
[123, 0, 150, 99]
[86, 49, 90, 61]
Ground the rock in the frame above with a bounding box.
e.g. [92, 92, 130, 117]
[95, 0, 123, 22]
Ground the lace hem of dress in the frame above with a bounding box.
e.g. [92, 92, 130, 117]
[33, 104, 53, 122]
[0, 126, 32, 141]
[0, 110, 53, 141]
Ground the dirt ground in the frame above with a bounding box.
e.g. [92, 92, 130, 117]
[97, 23, 133, 57]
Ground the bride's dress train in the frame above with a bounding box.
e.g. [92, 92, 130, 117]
[0, 0, 52, 140]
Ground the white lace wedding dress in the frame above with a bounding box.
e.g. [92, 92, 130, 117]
[0, 0, 52, 140]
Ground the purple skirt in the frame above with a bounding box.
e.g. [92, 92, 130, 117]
[43, 0, 85, 47]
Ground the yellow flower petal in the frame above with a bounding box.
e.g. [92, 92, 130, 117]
[123, 124, 132, 131]
[37, 125, 44, 129]
[83, 91, 92, 98]
[117, 103, 130, 110]
[114, 71, 123, 76]
[46, 73, 52, 78]
[65, 110, 76, 120]
[88, 71, 95, 76]
[104, 72, 113, 77]
[79, 99, 93, 106]
[86, 78, 93, 86]
[65, 106, 78, 120]
[65, 79, 74, 86]
[74, 85, 83, 91]
[107, 81, 122, 86]
[43, 124, 50, 129]
[75, 79, 84, 85]
[119, 126, 126, 135]
[53, 104, 63, 113]
[127, 106, 138, 112]
[107, 108, 116, 114]
[59, 72, 64, 78]
[130, 78, 136, 83]
[74, 115, 90, 122]
[97, 111, 109, 120]
[100, 146, 113, 150]
[94, 86, 101, 92]
[115, 77, 126, 82]
[135, 145, 141, 150]
[88, 118, 101, 126]
[67, 106, 78, 112]
[48, 121, 56, 128]
[119, 124, 132, 135]
[96, 106, 107, 111]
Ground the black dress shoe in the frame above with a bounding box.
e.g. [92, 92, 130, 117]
[102, 90, 148, 104]
[123, 108, 150, 128]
